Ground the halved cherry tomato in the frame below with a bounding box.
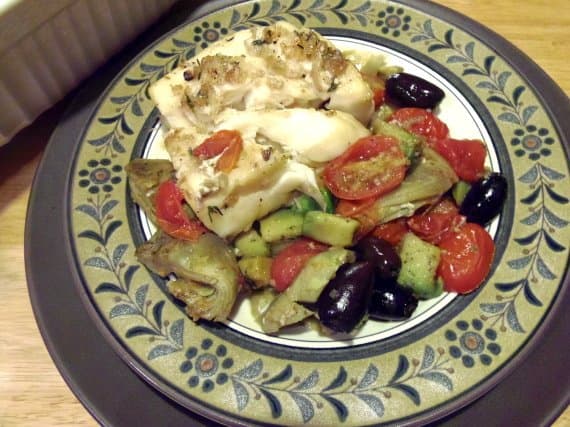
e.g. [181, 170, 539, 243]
[437, 223, 495, 294]
[155, 180, 207, 241]
[270, 238, 328, 292]
[336, 197, 377, 217]
[407, 198, 465, 245]
[389, 108, 449, 141]
[323, 135, 408, 201]
[193, 129, 243, 173]
[370, 218, 409, 246]
[430, 138, 487, 182]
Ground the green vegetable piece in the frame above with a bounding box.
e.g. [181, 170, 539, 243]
[373, 103, 395, 122]
[452, 180, 472, 206]
[291, 194, 321, 214]
[238, 257, 273, 289]
[286, 248, 355, 303]
[259, 209, 304, 242]
[320, 187, 336, 213]
[234, 229, 270, 257]
[302, 211, 359, 247]
[397, 232, 442, 299]
[291, 188, 336, 214]
[261, 293, 313, 334]
[372, 119, 424, 161]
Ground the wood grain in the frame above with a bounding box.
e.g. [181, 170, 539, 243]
[0, 1, 568, 425]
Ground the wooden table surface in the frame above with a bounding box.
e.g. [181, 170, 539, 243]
[0, 1, 568, 425]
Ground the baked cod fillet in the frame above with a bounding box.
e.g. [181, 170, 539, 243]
[149, 21, 374, 129]
[148, 22, 374, 238]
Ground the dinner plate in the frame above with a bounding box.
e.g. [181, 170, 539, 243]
[27, 0, 570, 425]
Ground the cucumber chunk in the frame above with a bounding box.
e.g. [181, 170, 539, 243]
[397, 232, 442, 299]
[238, 257, 273, 289]
[302, 211, 359, 247]
[452, 180, 472, 206]
[234, 229, 270, 257]
[285, 247, 355, 303]
[259, 209, 304, 242]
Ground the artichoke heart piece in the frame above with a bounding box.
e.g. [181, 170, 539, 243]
[125, 159, 174, 225]
[374, 147, 459, 223]
[136, 231, 240, 322]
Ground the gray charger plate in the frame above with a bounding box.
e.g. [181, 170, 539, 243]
[26, 0, 569, 425]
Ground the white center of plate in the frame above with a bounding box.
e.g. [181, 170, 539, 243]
[141, 36, 499, 349]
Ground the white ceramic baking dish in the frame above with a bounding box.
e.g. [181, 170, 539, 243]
[0, 0, 178, 145]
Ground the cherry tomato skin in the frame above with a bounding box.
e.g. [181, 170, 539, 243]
[388, 108, 449, 141]
[371, 218, 409, 246]
[407, 198, 465, 245]
[335, 197, 377, 217]
[323, 135, 408, 201]
[270, 239, 328, 292]
[431, 138, 487, 183]
[155, 180, 207, 241]
[437, 223, 495, 294]
[193, 130, 243, 173]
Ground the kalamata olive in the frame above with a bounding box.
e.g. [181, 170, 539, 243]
[459, 173, 507, 226]
[368, 279, 418, 321]
[317, 262, 373, 333]
[385, 73, 445, 109]
[355, 236, 401, 279]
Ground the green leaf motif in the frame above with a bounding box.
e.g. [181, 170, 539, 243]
[153, 300, 165, 327]
[507, 255, 533, 269]
[536, 255, 557, 279]
[85, 256, 111, 270]
[356, 364, 379, 390]
[135, 284, 149, 308]
[418, 371, 453, 391]
[232, 379, 250, 411]
[321, 395, 348, 422]
[95, 282, 124, 294]
[76, 204, 99, 220]
[389, 355, 409, 383]
[236, 359, 263, 380]
[126, 326, 159, 338]
[259, 388, 282, 419]
[323, 366, 347, 391]
[112, 244, 128, 265]
[148, 344, 178, 360]
[505, 304, 525, 333]
[291, 393, 315, 423]
[110, 303, 139, 318]
[123, 265, 140, 291]
[293, 370, 319, 391]
[420, 346, 435, 370]
[262, 365, 292, 385]
[78, 230, 104, 245]
[169, 318, 184, 347]
[391, 383, 420, 405]
[480, 301, 508, 313]
[523, 283, 542, 307]
[104, 220, 122, 244]
[356, 393, 384, 417]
